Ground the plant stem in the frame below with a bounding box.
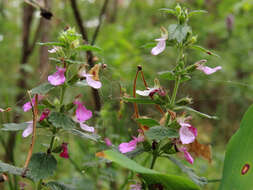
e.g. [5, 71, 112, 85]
[48, 132, 56, 153]
[170, 76, 180, 105]
[37, 179, 43, 190]
[150, 154, 158, 169]
[60, 85, 66, 105]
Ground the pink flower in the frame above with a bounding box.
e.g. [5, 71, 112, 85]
[22, 121, 33, 138]
[118, 136, 144, 154]
[151, 37, 167, 55]
[48, 66, 66, 86]
[178, 118, 197, 144]
[196, 64, 222, 75]
[48, 46, 60, 53]
[130, 183, 142, 190]
[81, 72, 102, 89]
[73, 100, 92, 123]
[0, 108, 4, 112]
[136, 88, 158, 96]
[105, 138, 112, 146]
[39, 109, 50, 121]
[179, 147, 194, 164]
[22, 95, 43, 112]
[73, 100, 95, 133]
[60, 143, 69, 159]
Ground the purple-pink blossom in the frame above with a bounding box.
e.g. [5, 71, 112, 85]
[179, 147, 194, 164]
[48, 66, 66, 86]
[178, 119, 197, 145]
[60, 143, 69, 159]
[39, 109, 50, 121]
[151, 37, 167, 56]
[104, 138, 112, 146]
[196, 64, 222, 75]
[0, 108, 4, 112]
[118, 136, 144, 154]
[22, 95, 43, 112]
[22, 121, 33, 138]
[81, 72, 102, 89]
[130, 183, 142, 190]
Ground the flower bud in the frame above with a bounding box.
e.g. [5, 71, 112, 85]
[176, 97, 193, 106]
[175, 4, 182, 15]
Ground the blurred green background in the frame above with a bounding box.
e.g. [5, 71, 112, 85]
[0, 0, 253, 189]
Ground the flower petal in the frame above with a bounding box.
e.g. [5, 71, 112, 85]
[22, 121, 33, 138]
[180, 147, 194, 164]
[118, 139, 138, 154]
[130, 183, 142, 190]
[74, 100, 92, 122]
[60, 143, 69, 159]
[151, 39, 166, 56]
[80, 123, 95, 133]
[104, 138, 112, 146]
[48, 66, 66, 86]
[48, 46, 59, 53]
[197, 65, 222, 75]
[39, 109, 50, 121]
[22, 95, 44, 112]
[86, 76, 102, 89]
[0, 108, 4, 112]
[179, 126, 196, 144]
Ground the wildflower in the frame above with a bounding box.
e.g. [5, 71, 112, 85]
[48, 46, 60, 53]
[0, 108, 4, 112]
[178, 117, 197, 144]
[196, 63, 222, 75]
[48, 66, 66, 86]
[60, 143, 69, 159]
[73, 100, 94, 133]
[118, 136, 144, 154]
[80, 64, 102, 89]
[22, 95, 43, 112]
[136, 79, 165, 97]
[39, 109, 50, 121]
[151, 27, 168, 56]
[22, 121, 33, 138]
[179, 147, 194, 164]
[130, 183, 142, 190]
[104, 138, 112, 146]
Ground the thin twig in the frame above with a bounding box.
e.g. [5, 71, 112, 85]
[22, 93, 38, 176]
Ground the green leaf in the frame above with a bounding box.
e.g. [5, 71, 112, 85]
[28, 152, 57, 181]
[98, 150, 200, 190]
[37, 42, 65, 47]
[0, 162, 33, 179]
[168, 24, 191, 43]
[219, 105, 253, 190]
[49, 58, 85, 65]
[190, 45, 220, 57]
[174, 106, 218, 120]
[159, 8, 177, 15]
[76, 45, 102, 52]
[48, 112, 75, 130]
[45, 181, 74, 190]
[30, 82, 55, 95]
[123, 97, 155, 104]
[158, 71, 176, 80]
[1, 122, 29, 131]
[136, 118, 160, 127]
[145, 126, 179, 141]
[188, 10, 208, 17]
[70, 129, 100, 142]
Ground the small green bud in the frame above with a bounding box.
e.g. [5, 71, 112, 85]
[191, 35, 198, 44]
[175, 4, 182, 15]
[176, 97, 193, 106]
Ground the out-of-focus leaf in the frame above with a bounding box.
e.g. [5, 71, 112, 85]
[70, 129, 100, 142]
[136, 118, 160, 127]
[219, 105, 253, 190]
[190, 45, 220, 57]
[28, 152, 57, 181]
[1, 122, 29, 131]
[159, 8, 176, 15]
[0, 162, 33, 179]
[188, 10, 208, 17]
[76, 45, 102, 52]
[145, 126, 178, 141]
[174, 106, 218, 120]
[168, 24, 191, 43]
[97, 150, 200, 190]
[49, 58, 85, 65]
[30, 82, 55, 95]
[123, 97, 155, 104]
[45, 181, 75, 190]
[37, 42, 65, 47]
[48, 112, 75, 130]
[164, 155, 208, 186]
[158, 70, 176, 80]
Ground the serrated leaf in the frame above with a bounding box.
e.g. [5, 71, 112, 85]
[76, 45, 102, 52]
[30, 83, 55, 95]
[0, 162, 33, 179]
[123, 97, 155, 104]
[219, 105, 253, 190]
[28, 152, 57, 181]
[158, 70, 176, 80]
[48, 112, 75, 129]
[145, 126, 178, 141]
[188, 10, 208, 17]
[190, 45, 220, 57]
[168, 24, 191, 43]
[136, 118, 160, 127]
[37, 42, 65, 47]
[97, 150, 200, 190]
[1, 122, 29, 131]
[45, 181, 75, 190]
[70, 129, 100, 142]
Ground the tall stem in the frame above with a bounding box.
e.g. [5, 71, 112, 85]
[37, 179, 43, 190]
[170, 76, 180, 105]
[150, 154, 158, 169]
[60, 85, 66, 106]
